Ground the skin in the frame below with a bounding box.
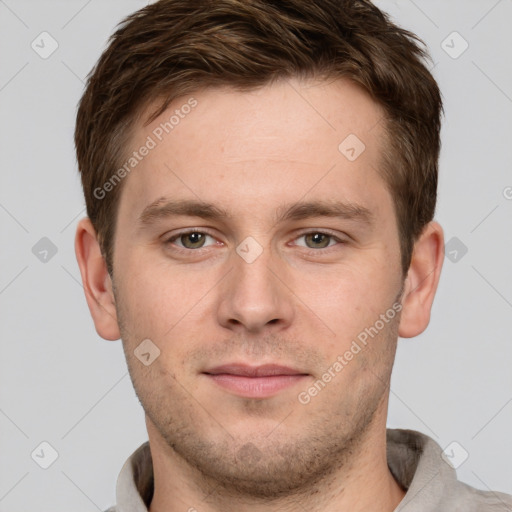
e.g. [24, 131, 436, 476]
[75, 77, 444, 512]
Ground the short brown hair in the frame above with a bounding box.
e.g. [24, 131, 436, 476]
[75, 0, 442, 276]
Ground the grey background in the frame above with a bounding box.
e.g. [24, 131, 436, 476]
[0, 0, 511, 510]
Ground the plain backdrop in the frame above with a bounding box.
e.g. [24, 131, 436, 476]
[0, 0, 511, 510]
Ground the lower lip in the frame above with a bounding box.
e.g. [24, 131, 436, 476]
[205, 374, 308, 398]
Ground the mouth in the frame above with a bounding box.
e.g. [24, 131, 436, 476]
[202, 364, 310, 399]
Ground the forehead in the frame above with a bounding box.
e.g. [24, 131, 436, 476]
[118, 77, 390, 221]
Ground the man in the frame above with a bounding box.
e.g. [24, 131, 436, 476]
[73, 0, 512, 510]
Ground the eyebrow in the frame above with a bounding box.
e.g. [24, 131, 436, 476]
[137, 197, 374, 228]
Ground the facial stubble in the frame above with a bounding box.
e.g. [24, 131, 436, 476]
[113, 279, 401, 502]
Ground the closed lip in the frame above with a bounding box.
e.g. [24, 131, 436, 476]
[203, 363, 310, 399]
[203, 363, 308, 377]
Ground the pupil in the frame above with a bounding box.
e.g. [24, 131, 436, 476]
[307, 233, 329, 248]
[185, 232, 204, 247]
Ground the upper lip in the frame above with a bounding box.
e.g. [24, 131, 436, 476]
[203, 364, 307, 377]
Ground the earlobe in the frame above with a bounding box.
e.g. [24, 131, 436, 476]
[75, 217, 121, 341]
[398, 221, 444, 339]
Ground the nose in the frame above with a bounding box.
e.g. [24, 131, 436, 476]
[216, 244, 295, 334]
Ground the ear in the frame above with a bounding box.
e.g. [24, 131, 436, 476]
[398, 221, 444, 338]
[75, 217, 121, 341]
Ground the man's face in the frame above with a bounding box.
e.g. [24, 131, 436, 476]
[112, 78, 405, 495]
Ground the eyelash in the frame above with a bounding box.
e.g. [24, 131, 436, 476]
[163, 228, 346, 255]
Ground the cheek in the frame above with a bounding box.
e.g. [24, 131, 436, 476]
[294, 268, 400, 370]
[300, 264, 394, 329]
[115, 254, 219, 343]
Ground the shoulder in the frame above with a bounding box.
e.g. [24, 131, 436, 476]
[447, 480, 512, 511]
[387, 429, 512, 511]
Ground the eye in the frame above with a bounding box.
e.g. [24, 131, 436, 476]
[166, 230, 217, 250]
[164, 229, 344, 254]
[293, 232, 342, 250]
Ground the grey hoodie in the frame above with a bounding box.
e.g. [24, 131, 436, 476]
[105, 428, 512, 512]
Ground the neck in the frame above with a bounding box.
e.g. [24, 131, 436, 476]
[147, 408, 405, 512]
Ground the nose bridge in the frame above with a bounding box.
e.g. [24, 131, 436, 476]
[217, 238, 293, 332]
